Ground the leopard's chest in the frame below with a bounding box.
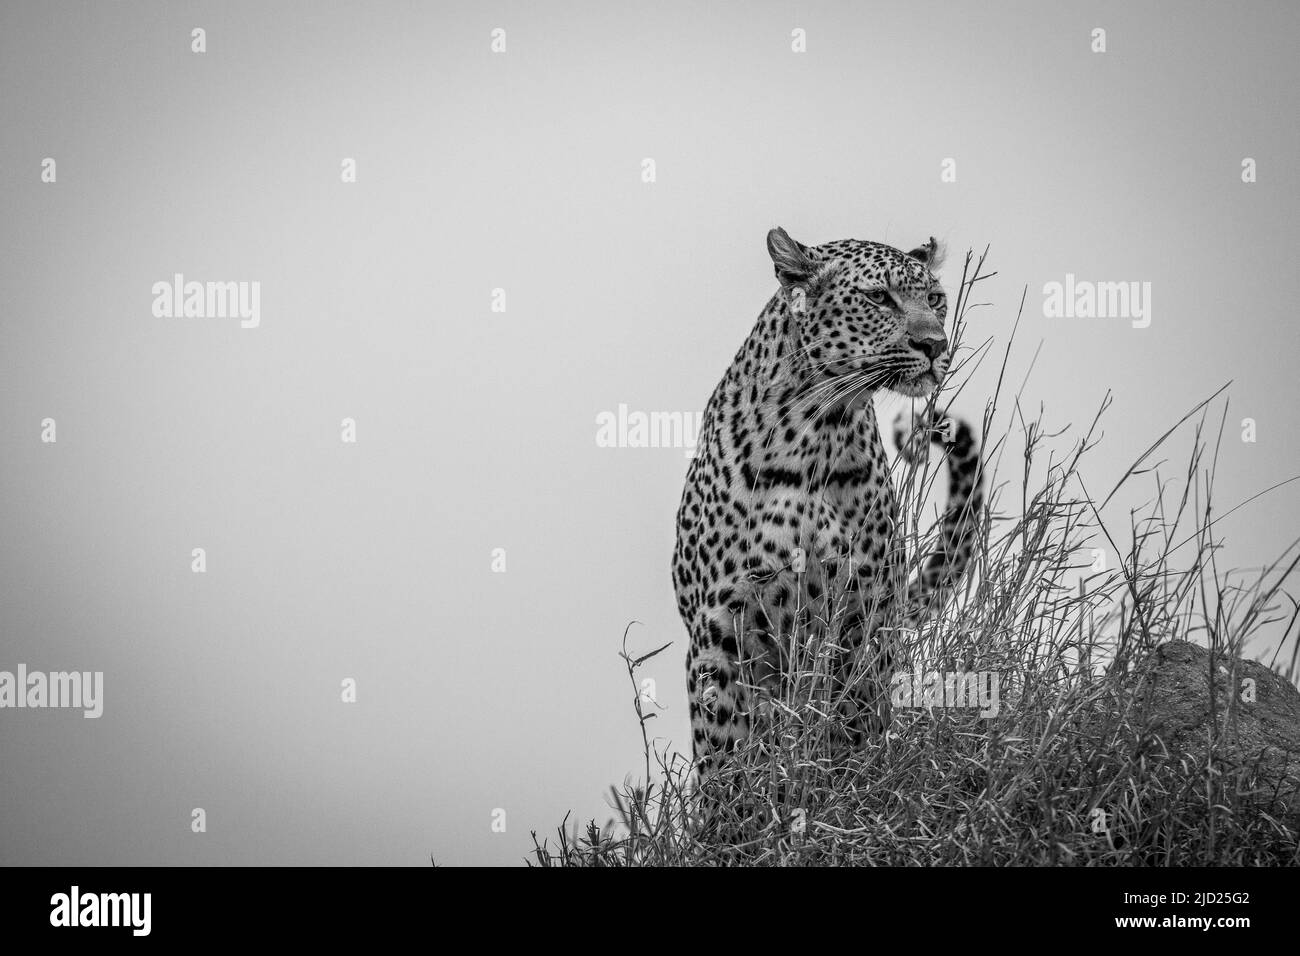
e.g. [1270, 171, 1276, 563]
[751, 479, 894, 565]
[724, 477, 896, 648]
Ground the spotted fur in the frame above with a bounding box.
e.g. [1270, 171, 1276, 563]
[672, 228, 984, 772]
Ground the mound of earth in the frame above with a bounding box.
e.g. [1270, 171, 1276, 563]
[1129, 640, 1300, 821]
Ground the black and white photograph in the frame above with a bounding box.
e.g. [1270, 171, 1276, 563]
[1, 0, 1295, 938]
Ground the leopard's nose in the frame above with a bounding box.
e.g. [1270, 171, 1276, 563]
[910, 336, 948, 361]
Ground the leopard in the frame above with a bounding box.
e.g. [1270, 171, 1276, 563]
[671, 227, 985, 775]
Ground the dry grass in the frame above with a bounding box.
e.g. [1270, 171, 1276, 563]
[531, 253, 1300, 867]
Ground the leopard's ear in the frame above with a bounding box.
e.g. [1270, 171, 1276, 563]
[906, 236, 946, 271]
[767, 227, 816, 288]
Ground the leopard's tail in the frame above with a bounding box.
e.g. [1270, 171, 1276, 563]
[894, 410, 985, 624]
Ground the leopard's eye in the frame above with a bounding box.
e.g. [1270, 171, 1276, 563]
[927, 292, 945, 308]
[865, 289, 891, 306]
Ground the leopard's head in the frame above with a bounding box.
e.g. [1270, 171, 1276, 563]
[767, 227, 949, 402]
